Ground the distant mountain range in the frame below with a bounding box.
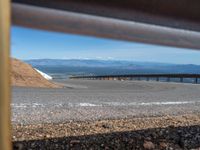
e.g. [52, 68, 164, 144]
[25, 59, 200, 79]
[26, 59, 174, 68]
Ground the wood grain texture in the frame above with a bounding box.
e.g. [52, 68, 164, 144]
[12, 0, 200, 31]
[12, 3, 200, 50]
[0, 0, 12, 149]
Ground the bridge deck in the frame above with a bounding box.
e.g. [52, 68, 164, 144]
[70, 74, 200, 84]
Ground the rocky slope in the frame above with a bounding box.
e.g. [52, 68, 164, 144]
[11, 58, 61, 88]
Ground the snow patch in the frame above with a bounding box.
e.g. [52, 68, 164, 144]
[35, 68, 53, 80]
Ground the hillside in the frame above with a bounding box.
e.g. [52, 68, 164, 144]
[11, 58, 61, 88]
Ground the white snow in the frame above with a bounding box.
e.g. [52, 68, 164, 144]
[34, 68, 53, 80]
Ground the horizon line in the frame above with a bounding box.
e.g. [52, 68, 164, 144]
[20, 58, 200, 66]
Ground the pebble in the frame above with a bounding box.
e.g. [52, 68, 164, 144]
[143, 141, 155, 149]
[70, 140, 80, 144]
[159, 142, 168, 149]
[102, 123, 112, 129]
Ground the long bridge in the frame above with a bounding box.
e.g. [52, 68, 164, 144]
[70, 74, 200, 84]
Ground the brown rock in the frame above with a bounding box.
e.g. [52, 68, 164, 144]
[45, 134, 51, 138]
[159, 142, 168, 149]
[102, 124, 112, 129]
[70, 140, 80, 144]
[143, 141, 155, 150]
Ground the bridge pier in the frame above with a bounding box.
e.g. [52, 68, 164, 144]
[156, 77, 159, 81]
[180, 77, 183, 83]
[195, 78, 198, 84]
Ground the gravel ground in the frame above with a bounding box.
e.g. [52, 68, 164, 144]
[13, 114, 200, 150]
[12, 80, 200, 124]
[12, 80, 200, 149]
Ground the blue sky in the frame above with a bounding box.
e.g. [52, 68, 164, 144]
[11, 26, 200, 64]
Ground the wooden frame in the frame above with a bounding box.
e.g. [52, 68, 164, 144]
[0, 0, 12, 149]
[0, 0, 200, 149]
[12, 1, 200, 50]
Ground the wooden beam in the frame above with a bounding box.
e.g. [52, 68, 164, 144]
[12, 0, 200, 32]
[0, 0, 12, 149]
[12, 3, 200, 50]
